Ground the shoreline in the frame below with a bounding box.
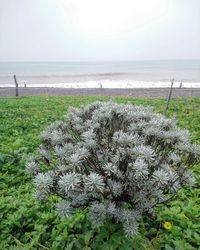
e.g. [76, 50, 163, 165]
[1, 87, 200, 97]
[1, 81, 200, 89]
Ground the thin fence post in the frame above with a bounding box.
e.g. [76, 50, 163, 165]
[14, 75, 19, 97]
[164, 78, 174, 116]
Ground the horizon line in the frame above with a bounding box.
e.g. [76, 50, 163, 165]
[0, 58, 200, 63]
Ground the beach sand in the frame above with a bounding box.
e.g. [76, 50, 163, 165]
[0, 87, 200, 97]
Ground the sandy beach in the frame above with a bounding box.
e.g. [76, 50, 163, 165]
[1, 87, 200, 97]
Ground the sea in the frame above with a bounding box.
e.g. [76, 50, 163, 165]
[0, 60, 200, 88]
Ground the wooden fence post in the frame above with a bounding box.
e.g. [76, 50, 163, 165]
[14, 75, 19, 97]
[164, 78, 174, 116]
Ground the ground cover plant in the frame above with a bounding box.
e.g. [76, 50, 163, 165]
[0, 96, 200, 249]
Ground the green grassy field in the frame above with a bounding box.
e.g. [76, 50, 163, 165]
[0, 96, 200, 250]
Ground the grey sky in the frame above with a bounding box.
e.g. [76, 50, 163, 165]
[0, 0, 200, 62]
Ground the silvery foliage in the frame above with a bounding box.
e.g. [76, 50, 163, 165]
[27, 101, 200, 236]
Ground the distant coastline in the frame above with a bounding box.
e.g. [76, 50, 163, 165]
[0, 60, 199, 88]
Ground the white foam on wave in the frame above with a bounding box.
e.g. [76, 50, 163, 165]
[0, 80, 200, 88]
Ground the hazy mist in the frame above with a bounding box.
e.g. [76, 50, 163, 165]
[0, 0, 200, 61]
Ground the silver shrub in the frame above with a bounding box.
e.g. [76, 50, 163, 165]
[27, 101, 200, 236]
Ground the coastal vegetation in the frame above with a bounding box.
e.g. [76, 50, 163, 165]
[0, 96, 200, 249]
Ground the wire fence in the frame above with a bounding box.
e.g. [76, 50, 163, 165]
[0, 75, 199, 100]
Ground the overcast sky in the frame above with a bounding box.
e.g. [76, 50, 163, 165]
[0, 0, 200, 62]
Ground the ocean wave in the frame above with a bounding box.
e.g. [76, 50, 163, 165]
[1, 80, 200, 88]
